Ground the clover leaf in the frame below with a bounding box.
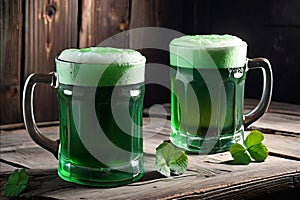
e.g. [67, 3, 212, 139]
[229, 143, 251, 165]
[248, 143, 268, 162]
[245, 130, 268, 162]
[245, 130, 264, 148]
[230, 130, 268, 164]
[4, 168, 29, 197]
[155, 141, 188, 177]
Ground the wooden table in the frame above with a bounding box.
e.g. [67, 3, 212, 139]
[1, 100, 300, 199]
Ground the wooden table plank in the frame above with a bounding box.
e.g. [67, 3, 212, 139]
[1, 151, 299, 200]
[264, 134, 300, 160]
[245, 99, 300, 135]
[1, 122, 300, 199]
[1, 101, 299, 199]
[1, 146, 299, 200]
[143, 100, 300, 135]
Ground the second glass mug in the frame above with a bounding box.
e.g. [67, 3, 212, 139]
[169, 35, 273, 153]
[23, 47, 146, 186]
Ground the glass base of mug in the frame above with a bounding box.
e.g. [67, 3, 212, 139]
[57, 156, 144, 187]
[170, 127, 244, 154]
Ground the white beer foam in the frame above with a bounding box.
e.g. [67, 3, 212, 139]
[171, 34, 247, 49]
[170, 34, 247, 68]
[56, 47, 146, 86]
[58, 47, 145, 64]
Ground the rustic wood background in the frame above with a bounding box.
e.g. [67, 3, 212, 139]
[1, 0, 300, 125]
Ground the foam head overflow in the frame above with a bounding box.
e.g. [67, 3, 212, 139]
[170, 34, 247, 68]
[56, 47, 146, 86]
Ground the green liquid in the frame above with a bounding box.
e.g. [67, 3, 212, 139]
[170, 66, 246, 153]
[57, 83, 144, 186]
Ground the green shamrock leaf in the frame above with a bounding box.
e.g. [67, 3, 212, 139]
[229, 130, 268, 164]
[229, 143, 251, 165]
[245, 130, 268, 162]
[245, 130, 264, 148]
[248, 143, 268, 162]
[155, 141, 188, 177]
[4, 168, 29, 197]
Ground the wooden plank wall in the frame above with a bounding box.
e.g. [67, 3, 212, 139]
[23, 0, 78, 122]
[0, 0, 180, 125]
[80, 0, 130, 47]
[192, 0, 300, 105]
[0, 0, 22, 125]
[1, 0, 299, 125]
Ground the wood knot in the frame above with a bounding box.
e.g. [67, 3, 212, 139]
[119, 22, 126, 31]
[46, 5, 56, 22]
[1, 85, 19, 98]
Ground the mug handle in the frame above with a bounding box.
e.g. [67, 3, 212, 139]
[243, 58, 273, 128]
[22, 72, 59, 158]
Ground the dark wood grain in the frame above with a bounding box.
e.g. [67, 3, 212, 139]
[129, 0, 179, 108]
[1, 0, 300, 125]
[23, 0, 78, 123]
[192, 0, 300, 105]
[0, 0, 22, 125]
[79, 0, 130, 47]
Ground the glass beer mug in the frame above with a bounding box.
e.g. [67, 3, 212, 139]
[169, 35, 273, 153]
[23, 47, 146, 186]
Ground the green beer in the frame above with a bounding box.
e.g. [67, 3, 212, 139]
[170, 35, 248, 153]
[170, 66, 247, 152]
[55, 47, 146, 186]
[57, 83, 144, 186]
